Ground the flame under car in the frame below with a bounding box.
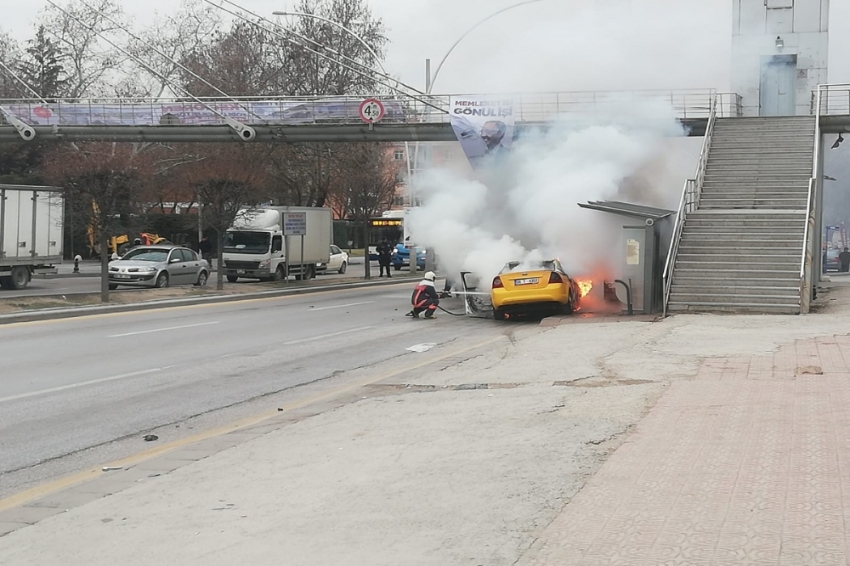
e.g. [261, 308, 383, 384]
[490, 260, 583, 320]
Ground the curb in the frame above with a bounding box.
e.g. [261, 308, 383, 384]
[0, 277, 412, 325]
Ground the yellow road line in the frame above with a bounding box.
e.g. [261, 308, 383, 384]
[0, 282, 410, 329]
[0, 334, 504, 513]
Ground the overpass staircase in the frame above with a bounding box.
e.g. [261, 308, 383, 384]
[664, 115, 818, 314]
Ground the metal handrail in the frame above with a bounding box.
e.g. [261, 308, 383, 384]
[662, 178, 693, 317]
[800, 177, 816, 313]
[800, 85, 824, 312]
[662, 94, 719, 316]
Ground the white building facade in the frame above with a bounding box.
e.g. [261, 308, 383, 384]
[731, 0, 829, 116]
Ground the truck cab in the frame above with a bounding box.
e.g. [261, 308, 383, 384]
[222, 208, 331, 283]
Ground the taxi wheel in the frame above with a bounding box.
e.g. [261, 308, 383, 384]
[563, 295, 574, 315]
[493, 308, 505, 321]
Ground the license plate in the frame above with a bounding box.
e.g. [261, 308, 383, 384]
[237, 270, 245, 275]
[114, 274, 130, 279]
[514, 278, 539, 286]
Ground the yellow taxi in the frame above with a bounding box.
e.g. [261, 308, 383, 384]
[491, 260, 581, 320]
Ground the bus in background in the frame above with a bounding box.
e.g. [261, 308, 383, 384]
[368, 210, 409, 260]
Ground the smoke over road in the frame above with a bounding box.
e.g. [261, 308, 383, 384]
[409, 101, 686, 286]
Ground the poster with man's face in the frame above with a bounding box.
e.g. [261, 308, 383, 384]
[449, 96, 515, 168]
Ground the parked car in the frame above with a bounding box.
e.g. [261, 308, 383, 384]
[317, 245, 349, 274]
[825, 248, 840, 272]
[108, 245, 209, 289]
[391, 243, 426, 271]
[490, 259, 581, 320]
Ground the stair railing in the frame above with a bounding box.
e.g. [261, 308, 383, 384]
[663, 95, 718, 316]
[801, 86, 823, 313]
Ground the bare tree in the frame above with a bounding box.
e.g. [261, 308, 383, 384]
[286, 0, 388, 96]
[0, 31, 26, 98]
[333, 144, 400, 278]
[180, 144, 268, 290]
[43, 142, 152, 302]
[127, 0, 222, 97]
[40, 0, 127, 97]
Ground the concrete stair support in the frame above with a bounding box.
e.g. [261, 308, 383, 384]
[667, 116, 815, 314]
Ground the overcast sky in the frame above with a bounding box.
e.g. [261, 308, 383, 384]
[2, 0, 849, 94]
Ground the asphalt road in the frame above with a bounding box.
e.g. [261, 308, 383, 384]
[1, 258, 418, 299]
[0, 283, 507, 497]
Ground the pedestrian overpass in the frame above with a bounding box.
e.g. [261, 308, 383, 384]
[4, 84, 850, 317]
[0, 89, 740, 143]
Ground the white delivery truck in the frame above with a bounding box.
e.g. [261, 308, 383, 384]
[0, 184, 64, 291]
[222, 206, 331, 283]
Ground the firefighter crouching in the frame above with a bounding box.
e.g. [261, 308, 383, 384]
[408, 271, 439, 318]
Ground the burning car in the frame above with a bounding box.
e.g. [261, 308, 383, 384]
[491, 259, 588, 320]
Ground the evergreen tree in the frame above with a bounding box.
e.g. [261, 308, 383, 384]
[18, 26, 67, 98]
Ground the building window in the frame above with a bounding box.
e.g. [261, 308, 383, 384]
[393, 149, 405, 161]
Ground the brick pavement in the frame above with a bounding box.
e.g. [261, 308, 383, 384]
[520, 334, 850, 566]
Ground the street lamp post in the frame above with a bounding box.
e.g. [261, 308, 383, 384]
[426, 0, 547, 95]
[272, 11, 389, 77]
[413, 0, 550, 171]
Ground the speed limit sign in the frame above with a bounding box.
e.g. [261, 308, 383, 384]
[359, 98, 385, 123]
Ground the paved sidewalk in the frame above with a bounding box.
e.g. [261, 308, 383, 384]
[4, 286, 850, 564]
[520, 334, 850, 565]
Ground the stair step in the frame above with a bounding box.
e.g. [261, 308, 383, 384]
[701, 187, 810, 192]
[682, 231, 805, 238]
[677, 254, 799, 262]
[685, 220, 806, 226]
[702, 186, 810, 192]
[667, 302, 801, 314]
[706, 162, 813, 169]
[670, 291, 800, 306]
[700, 195, 809, 201]
[700, 202, 809, 208]
[704, 174, 812, 179]
[672, 268, 799, 279]
[676, 262, 800, 271]
[672, 277, 800, 287]
[711, 133, 814, 138]
[679, 239, 803, 246]
[707, 164, 812, 170]
[678, 247, 804, 255]
[708, 148, 814, 153]
[671, 287, 800, 299]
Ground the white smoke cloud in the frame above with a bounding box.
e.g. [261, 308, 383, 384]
[409, 100, 685, 284]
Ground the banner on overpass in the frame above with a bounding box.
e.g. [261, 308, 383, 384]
[0, 99, 405, 127]
[449, 95, 515, 168]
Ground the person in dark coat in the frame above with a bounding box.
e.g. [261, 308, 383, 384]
[376, 238, 393, 278]
[408, 271, 439, 318]
[198, 236, 213, 266]
[839, 247, 850, 272]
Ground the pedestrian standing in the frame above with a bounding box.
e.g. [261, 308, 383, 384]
[198, 236, 213, 267]
[376, 238, 393, 278]
[839, 247, 850, 273]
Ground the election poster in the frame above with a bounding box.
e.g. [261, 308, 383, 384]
[449, 96, 515, 168]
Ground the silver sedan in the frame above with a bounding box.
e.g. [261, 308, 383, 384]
[108, 246, 209, 289]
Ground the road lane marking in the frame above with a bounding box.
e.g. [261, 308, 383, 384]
[0, 335, 505, 513]
[310, 301, 375, 311]
[108, 321, 220, 338]
[0, 367, 173, 404]
[283, 326, 374, 345]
